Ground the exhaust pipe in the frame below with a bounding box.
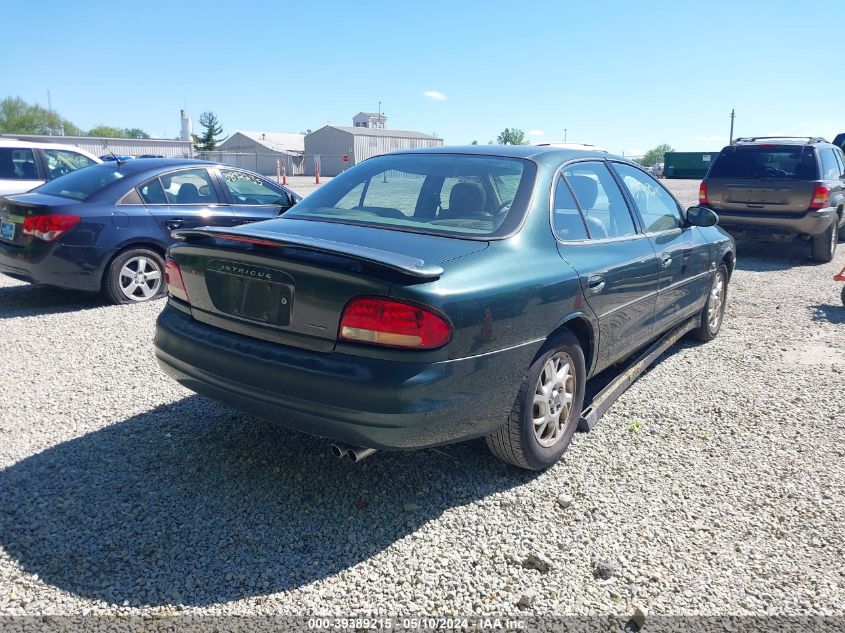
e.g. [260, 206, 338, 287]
[330, 442, 351, 458]
[329, 442, 377, 462]
[347, 446, 377, 462]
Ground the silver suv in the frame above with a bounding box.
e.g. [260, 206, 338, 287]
[699, 137, 845, 262]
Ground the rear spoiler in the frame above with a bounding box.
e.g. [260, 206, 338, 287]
[172, 227, 444, 280]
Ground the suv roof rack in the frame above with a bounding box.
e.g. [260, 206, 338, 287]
[732, 136, 828, 144]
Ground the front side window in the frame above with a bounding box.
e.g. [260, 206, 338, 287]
[612, 162, 683, 232]
[221, 169, 287, 205]
[285, 154, 536, 237]
[551, 176, 588, 240]
[709, 145, 817, 179]
[33, 163, 124, 200]
[0, 147, 38, 180]
[43, 149, 96, 179]
[562, 161, 637, 239]
[160, 169, 219, 204]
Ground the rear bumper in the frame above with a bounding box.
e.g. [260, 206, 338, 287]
[713, 206, 836, 239]
[0, 240, 110, 291]
[153, 304, 540, 450]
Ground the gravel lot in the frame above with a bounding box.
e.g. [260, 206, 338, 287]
[1, 178, 844, 625]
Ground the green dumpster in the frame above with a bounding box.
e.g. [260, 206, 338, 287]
[664, 151, 719, 179]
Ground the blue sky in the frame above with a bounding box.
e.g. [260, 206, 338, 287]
[3, 0, 844, 156]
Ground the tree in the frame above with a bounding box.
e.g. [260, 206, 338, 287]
[0, 96, 81, 136]
[638, 143, 674, 167]
[87, 125, 127, 138]
[299, 128, 313, 135]
[193, 110, 225, 151]
[124, 128, 150, 139]
[496, 128, 526, 145]
[470, 140, 479, 145]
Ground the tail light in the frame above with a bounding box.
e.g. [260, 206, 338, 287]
[165, 257, 189, 302]
[339, 297, 451, 349]
[22, 214, 80, 241]
[698, 181, 709, 205]
[809, 184, 830, 210]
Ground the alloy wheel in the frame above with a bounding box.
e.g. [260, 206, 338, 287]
[119, 256, 162, 301]
[707, 272, 726, 331]
[532, 352, 576, 448]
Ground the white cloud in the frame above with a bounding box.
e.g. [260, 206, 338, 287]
[527, 129, 544, 137]
[423, 90, 447, 101]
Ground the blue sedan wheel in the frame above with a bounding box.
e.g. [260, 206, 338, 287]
[486, 330, 586, 470]
[103, 248, 166, 305]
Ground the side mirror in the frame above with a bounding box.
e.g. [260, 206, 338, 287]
[686, 205, 718, 227]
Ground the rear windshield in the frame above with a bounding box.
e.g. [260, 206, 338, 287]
[285, 154, 536, 238]
[34, 163, 125, 200]
[709, 145, 817, 180]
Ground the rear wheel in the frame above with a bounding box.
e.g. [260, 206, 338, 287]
[841, 284, 845, 307]
[486, 331, 586, 470]
[692, 264, 728, 342]
[811, 222, 837, 263]
[103, 248, 166, 305]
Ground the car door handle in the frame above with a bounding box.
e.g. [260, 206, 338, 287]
[165, 219, 185, 230]
[660, 254, 672, 268]
[587, 274, 606, 293]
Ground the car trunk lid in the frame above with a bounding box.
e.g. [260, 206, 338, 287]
[169, 218, 487, 352]
[0, 193, 77, 246]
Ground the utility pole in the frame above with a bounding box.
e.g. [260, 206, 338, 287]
[729, 109, 735, 144]
[47, 90, 53, 136]
[564, 128, 568, 142]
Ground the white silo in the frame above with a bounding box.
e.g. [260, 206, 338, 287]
[180, 110, 193, 141]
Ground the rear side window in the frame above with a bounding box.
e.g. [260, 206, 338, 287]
[551, 176, 588, 240]
[0, 147, 38, 180]
[820, 149, 841, 179]
[709, 145, 817, 179]
[43, 149, 96, 179]
[562, 161, 637, 239]
[33, 164, 124, 200]
[160, 169, 219, 204]
[139, 178, 167, 204]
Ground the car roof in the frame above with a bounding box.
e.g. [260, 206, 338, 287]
[0, 138, 102, 161]
[87, 157, 218, 174]
[729, 137, 832, 148]
[390, 144, 625, 162]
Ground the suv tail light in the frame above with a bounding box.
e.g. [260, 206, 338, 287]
[698, 181, 709, 205]
[22, 214, 80, 241]
[339, 297, 451, 349]
[809, 184, 830, 210]
[165, 257, 189, 302]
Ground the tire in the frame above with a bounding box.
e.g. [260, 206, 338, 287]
[692, 264, 728, 342]
[841, 284, 845, 307]
[811, 222, 837, 263]
[486, 331, 586, 470]
[103, 247, 166, 305]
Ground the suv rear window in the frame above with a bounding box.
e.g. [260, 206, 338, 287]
[709, 145, 817, 180]
[285, 154, 536, 238]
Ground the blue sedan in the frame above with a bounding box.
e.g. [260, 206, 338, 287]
[0, 159, 301, 303]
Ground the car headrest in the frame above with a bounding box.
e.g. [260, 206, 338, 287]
[566, 175, 598, 210]
[176, 183, 200, 204]
[448, 182, 486, 216]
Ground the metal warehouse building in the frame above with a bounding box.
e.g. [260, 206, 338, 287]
[1, 134, 194, 158]
[304, 115, 442, 176]
[204, 131, 305, 176]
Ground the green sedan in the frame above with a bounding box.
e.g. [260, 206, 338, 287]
[154, 145, 735, 470]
